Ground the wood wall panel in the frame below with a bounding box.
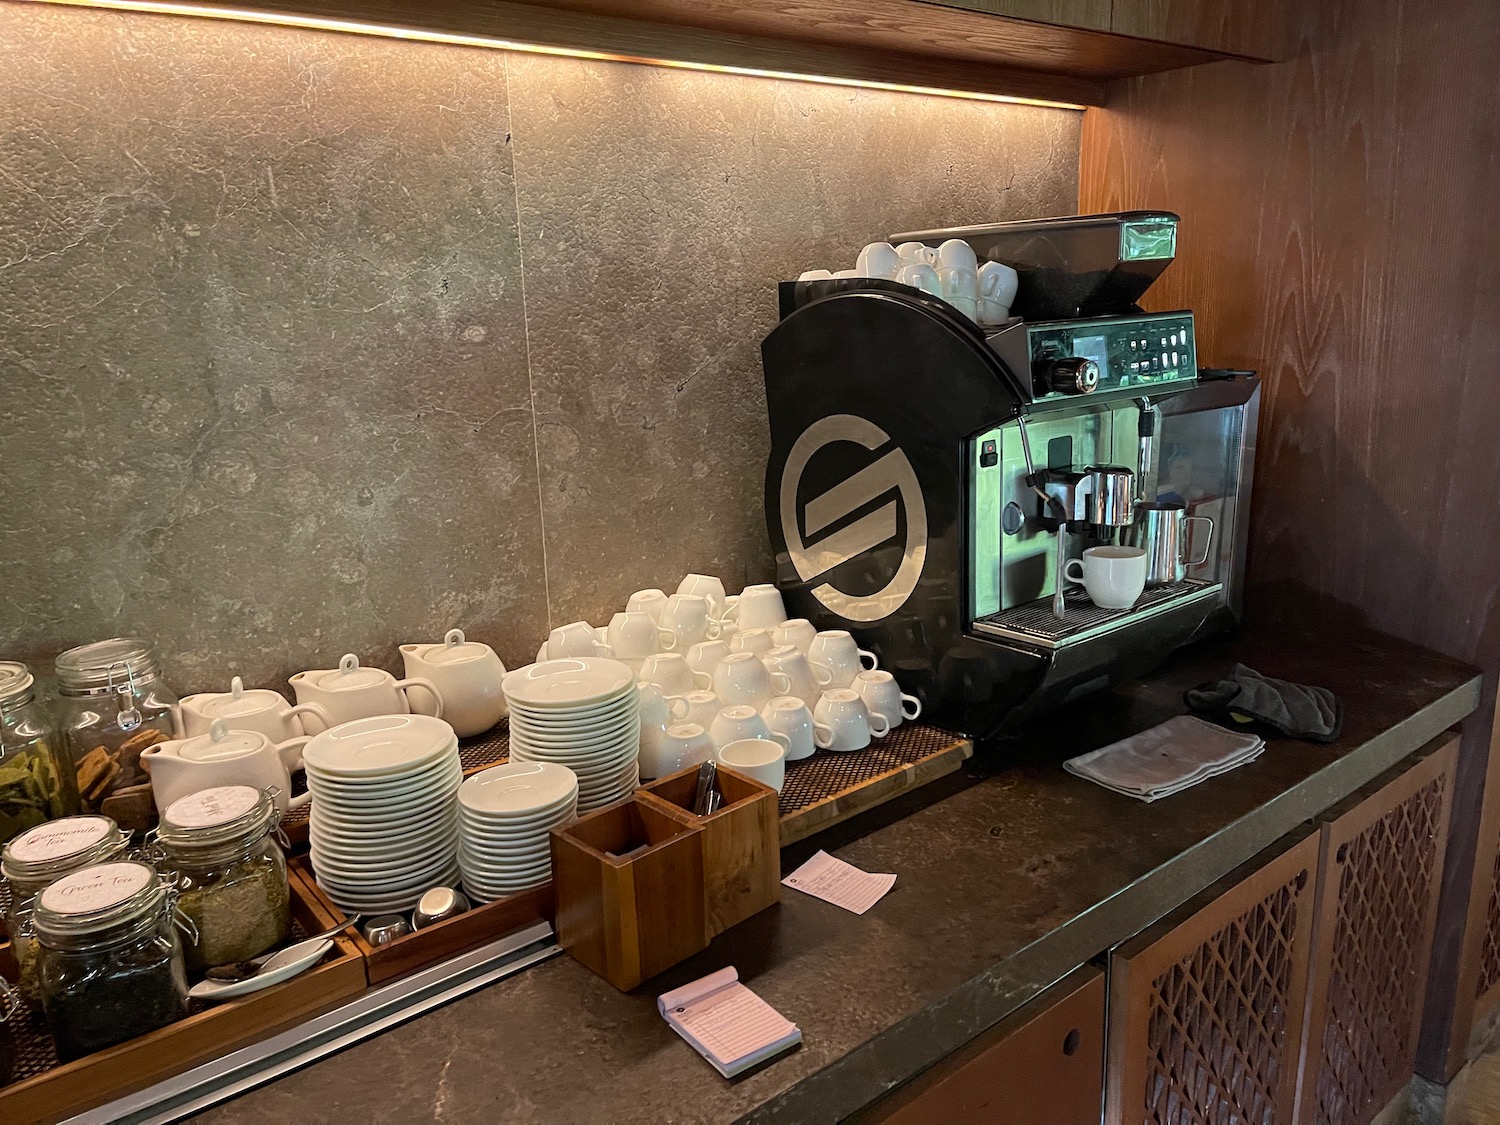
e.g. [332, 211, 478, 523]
[1080, 0, 1500, 1085]
[1109, 0, 1291, 60]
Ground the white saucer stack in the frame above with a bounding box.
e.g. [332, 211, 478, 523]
[458, 761, 579, 901]
[304, 714, 462, 914]
[504, 658, 640, 812]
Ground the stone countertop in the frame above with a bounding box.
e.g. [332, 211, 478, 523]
[192, 625, 1480, 1125]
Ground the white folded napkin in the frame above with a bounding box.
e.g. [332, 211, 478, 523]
[1063, 715, 1265, 802]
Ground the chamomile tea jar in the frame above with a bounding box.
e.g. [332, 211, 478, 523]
[32, 860, 189, 1061]
[2, 815, 129, 1003]
[154, 786, 290, 976]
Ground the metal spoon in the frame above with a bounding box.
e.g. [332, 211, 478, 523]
[204, 915, 362, 983]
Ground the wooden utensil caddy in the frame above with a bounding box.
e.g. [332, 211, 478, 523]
[0, 867, 366, 1125]
[549, 765, 781, 991]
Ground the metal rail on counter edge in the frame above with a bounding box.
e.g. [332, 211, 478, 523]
[63, 923, 562, 1125]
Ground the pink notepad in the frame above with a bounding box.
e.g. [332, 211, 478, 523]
[658, 967, 802, 1078]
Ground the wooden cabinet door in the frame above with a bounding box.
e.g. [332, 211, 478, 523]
[1110, 0, 1292, 61]
[853, 966, 1104, 1125]
[1109, 832, 1321, 1125]
[1297, 738, 1458, 1125]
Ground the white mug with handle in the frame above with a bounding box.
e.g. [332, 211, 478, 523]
[1064, 546, 1148, 610]
[854, 670, 922, 730]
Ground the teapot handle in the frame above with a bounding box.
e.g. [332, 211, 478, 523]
[395, 677, 444, 720]
[274, 735, 313, 775]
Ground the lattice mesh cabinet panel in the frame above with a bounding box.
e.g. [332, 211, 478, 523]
[1302, 742, 1456, 1125]
[1110, 834, 1320, 1125]
[1474, 843, 1500, 1004]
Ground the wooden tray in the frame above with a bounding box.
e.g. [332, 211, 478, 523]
[0, 869, 367, 1125]
[290, 854, 554, 986]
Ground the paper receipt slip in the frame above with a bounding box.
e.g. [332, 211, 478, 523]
[658, 967, 802, 1078]
[782, 850, 896, 914]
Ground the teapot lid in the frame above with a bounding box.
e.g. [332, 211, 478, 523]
[423, 629, 490, 667]
[177, 718, 268, 761]
[196, 676, 288, 718]
[307, 653, 389, 690]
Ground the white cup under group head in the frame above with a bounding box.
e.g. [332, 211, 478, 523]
[807, 630, 878, 690]
[854, 670, 921, 730]
[716, 737, 787, 793]
[814, 689, 889, 752]
[1065, 546, 1148, 610]
[761, 696, 832, 762]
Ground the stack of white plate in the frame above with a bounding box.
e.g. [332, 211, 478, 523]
[504, 658, 640, 812]
[458, 761, 579, 901]
[304, 714, 462, 914]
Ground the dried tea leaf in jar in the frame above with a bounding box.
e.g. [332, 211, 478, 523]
[155, 785, 290, 975]
[32, 860, 189, 1061]
[2, 815, 129, 1003]
[0, 662, 77, 844]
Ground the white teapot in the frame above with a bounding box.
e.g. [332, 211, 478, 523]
[399, 629, 506, 738]
[180, 675, 332, 740]
[289, 653, 443, 734]
[140, 719, 311, 817]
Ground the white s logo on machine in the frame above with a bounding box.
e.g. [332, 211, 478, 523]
[778, 414, 927, 623]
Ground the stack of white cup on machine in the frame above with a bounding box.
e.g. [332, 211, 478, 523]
[535, 575, 923, 795]
[797, 238, 1019, 328]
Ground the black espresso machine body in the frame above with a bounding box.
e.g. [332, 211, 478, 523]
[761, 214, 1260, 739]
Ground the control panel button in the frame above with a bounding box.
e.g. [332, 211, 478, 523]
[979, 439, 998, 468]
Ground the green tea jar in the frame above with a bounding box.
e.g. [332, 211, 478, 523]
[32, 860, 189, 1061]
[2, 815, 129, 1003]
[155, 785, 290, 976]
[0, 662, 77, 844]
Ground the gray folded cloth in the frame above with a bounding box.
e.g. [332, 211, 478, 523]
[1184, 664, 1342, 743]
[1063, 715, 1265, 802]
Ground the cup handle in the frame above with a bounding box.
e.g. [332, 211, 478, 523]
[767, 732, 792, 756]
[395, 677, 444, 719]
[657, 628, 679, 651]
[1063, 558, 1086, 585]
[286, 702, 333, 734]
[722, 596, 740, 621]
[287, 791, 313, 811]
[593, 641, 616, 658]
[810, 661, 834, 687]
[1184, 516, 1216, 567]
[692, 670, 714, 690]
[668, 696, 689, 720]
[703, 619, 723, 640]
[813, 722, 836, 750]
[274, 734, 312, 774]
[858, 648, 879, 671]
[769, 672, 792, 695]
[900, 693, 922, 720]
[868, 711, 891, 738]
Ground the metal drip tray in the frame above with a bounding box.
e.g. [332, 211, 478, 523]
[973, 579, 1221, 649]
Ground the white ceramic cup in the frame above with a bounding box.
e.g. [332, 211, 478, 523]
[289, 654, 443, 734]
[761, 696, 832, 762]
[797, 268, 833, 281]
[676, 573, 730, 619]
[854, 669, 922, 730]
[685, 639, 731, 686]
[399, 629, 507, 738]
[856, 242, 901, 280]
[724, 584, 788, 632]
[936, 238, 978, 272]
[653, 723, 716, 777]
[938, 265, 979, 320]
[814, 689, 889, 752]
[895, 241, 938, 266]
[716, 737, 787, 793]
[896, 262, 942, 298]
[977, 261, 1019, 326]
[180, 676, 331, 741]
[547, 621, 613, 659]
[657, 593, 721, 651]
[670, 689, 721, 730]
[627, 588, 669, 624]
[807, 630, 879, 690]
[708, 705, 774, 750]
[606, 611, 660, 663]
[713, 652, 790, 711]
[730, 629, 775, 658]
[771, 619, 816, 655]
[638, 683, 681, 780]
[761, 645, 822, 709]
[1064, 546, 1148, 610]
[639, 652, 703, 697]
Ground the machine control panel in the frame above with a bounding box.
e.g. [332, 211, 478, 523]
[1023, 312, 1197, 405]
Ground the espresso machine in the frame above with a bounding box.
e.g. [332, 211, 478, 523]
[760, 212, 1260, 737]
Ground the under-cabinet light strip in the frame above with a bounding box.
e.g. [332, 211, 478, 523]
[16, 0, 1087, 111]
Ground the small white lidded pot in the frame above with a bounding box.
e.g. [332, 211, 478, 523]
[289, 653, 443, 734]
[400, 629, 506, 738]
[180, 676, 330, 741]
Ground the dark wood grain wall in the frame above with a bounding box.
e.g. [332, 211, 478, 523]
[1079, 0, 1500, 1083]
